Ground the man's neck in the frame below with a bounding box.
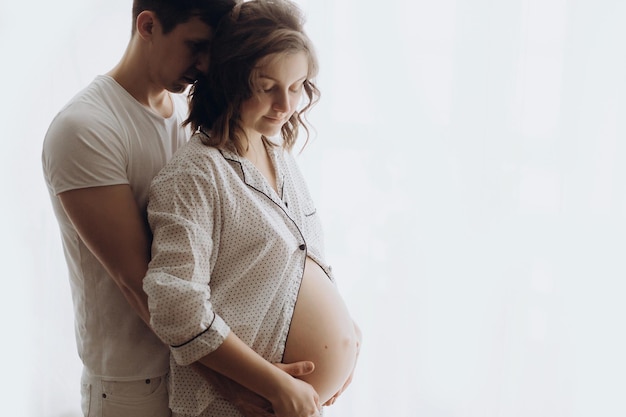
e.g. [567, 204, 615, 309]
[106, 43, 173, 118]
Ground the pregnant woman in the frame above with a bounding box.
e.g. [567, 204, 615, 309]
[143, 1, 361, 417]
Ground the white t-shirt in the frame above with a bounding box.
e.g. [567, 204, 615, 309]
[42, 75, 190, 379]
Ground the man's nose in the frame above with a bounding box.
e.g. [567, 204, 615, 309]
[194, 52, 209, 74]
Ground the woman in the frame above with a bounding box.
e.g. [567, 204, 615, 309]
[144, 1, 361, 416]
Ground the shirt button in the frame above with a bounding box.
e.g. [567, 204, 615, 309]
[299, 244, 306, 250]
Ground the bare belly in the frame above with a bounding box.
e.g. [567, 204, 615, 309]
[283, 257, 358, 404]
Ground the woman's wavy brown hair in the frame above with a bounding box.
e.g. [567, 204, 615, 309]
[185, 0, 320, 154]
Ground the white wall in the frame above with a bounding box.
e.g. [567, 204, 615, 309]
[2, 0, 625, 416]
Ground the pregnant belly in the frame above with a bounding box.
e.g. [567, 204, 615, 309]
[283, 257, 358, 404]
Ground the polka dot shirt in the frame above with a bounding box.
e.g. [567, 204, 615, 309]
[144, 134, 331, 415]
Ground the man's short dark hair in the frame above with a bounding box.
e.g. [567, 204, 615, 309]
[132, 0, 236, 34]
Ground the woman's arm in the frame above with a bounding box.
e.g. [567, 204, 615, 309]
[199, 332, 321, 417]
[198, 331, 321, 417]
[146, 162, 321, 417]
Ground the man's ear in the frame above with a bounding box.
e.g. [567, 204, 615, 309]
[136, 10, 157, 40]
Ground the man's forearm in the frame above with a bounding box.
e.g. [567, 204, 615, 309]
[59, 185, 154, 325]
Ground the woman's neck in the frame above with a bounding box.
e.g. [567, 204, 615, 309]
[242, 134, 265, 162]
[243, 137, 278, 193]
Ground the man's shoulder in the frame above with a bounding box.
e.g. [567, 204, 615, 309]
[53, 77, 118, 121]
[43, 77, 131, 157]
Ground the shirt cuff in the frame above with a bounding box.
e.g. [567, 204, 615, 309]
[170, 314, 230, 366]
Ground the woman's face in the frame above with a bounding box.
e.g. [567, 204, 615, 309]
[240, 51, 309, 141]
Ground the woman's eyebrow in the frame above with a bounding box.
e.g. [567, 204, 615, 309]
[258, 74, 307, 83]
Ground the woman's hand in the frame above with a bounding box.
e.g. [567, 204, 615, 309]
[192, 360, 319, 417]
[197, 332, 322, 417]
[270, 374, 321, 417]
[324, 320, 362, 407]
[274, 360, 315, 377]
[323, 369, 353, 406]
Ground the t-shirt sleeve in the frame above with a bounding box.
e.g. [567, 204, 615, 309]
[42, 102, 130, 195]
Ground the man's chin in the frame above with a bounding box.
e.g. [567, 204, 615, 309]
[169, 84, 189, 94]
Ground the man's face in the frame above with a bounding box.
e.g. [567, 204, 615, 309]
[149, 16, 213, 93]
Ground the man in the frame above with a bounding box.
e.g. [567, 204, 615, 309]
[42, 1, 312, 416]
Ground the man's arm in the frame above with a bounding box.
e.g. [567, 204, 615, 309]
[58, 184, 315, 386]
[59, 184, 152, 324]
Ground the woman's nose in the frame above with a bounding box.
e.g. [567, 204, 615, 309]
[273, 91, 290, 113]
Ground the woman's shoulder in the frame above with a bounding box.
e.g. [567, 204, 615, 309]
[150, 137, 229, 206]
[170, 134, 226, 166]
[153, 135, 224, 185]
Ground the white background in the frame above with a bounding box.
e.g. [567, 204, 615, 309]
[1, 0, 625, 416]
